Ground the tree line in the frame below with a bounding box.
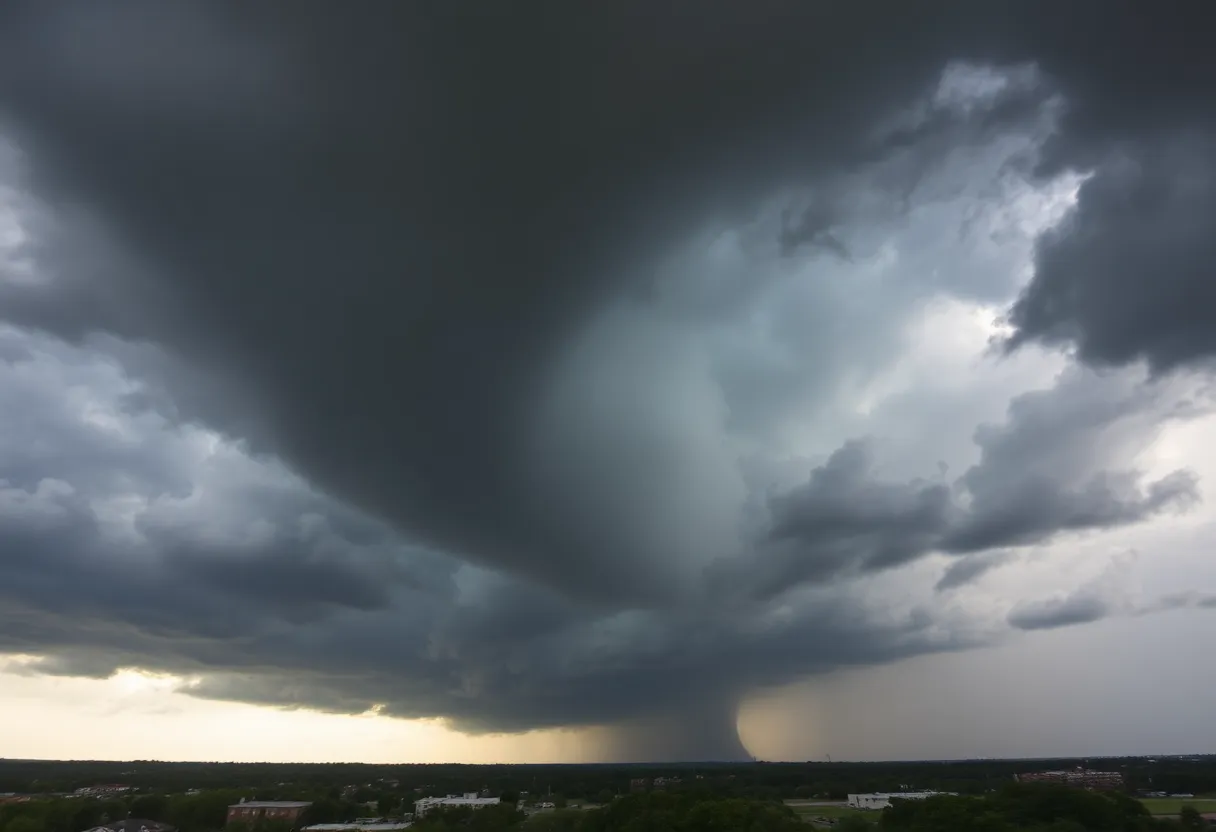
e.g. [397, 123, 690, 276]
[4, 757, 1215, 806]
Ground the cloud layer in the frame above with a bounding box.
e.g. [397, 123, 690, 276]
[2, 1, 1216, 760]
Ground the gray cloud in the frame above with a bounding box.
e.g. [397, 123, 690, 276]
[717, 367, 1205, 601]
[1008, 137, 1216, 372]
[998, 3, 1216, 373]
[0, 331, 983, 760]
[936, 552, 1017, 592]
[0, 328, 1199, 759]
[1008, 593, 1110, 631]
[778, 204, 852, 260]
[1005, 580, 1216, 632]
[1, 1, 1215, 759]
[1138, 591, 1216, 614]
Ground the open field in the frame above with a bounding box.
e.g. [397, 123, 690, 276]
[1139, 798, 1216, 816]
[784, 801, 868, 821]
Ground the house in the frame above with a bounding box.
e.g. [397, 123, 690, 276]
[413, 795, 499, 818]
[226, 800, 313, 827]
[83, 820, 175, 832]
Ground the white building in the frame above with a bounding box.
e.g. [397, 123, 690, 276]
[847, 792, 945, 810]
[413, 795, 500, 818]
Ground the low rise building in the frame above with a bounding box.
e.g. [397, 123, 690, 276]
[413, 795, 499, 818]
[301, 823, 410, 832]
[74, 786, 133, 798]
[847, 792, 946, 810]
[227, 800, 313, 828]
[82, 820, 175, 832]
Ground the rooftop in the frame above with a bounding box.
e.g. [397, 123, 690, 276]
[302, 825, 410, 831]
[229, 802, 313, 809]
[84, 820, 175, 832]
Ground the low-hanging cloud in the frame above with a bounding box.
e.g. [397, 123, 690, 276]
[936, 552, 1017, 592]
[1008, 593, 1110, 631]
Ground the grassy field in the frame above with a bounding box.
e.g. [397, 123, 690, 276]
[1139, 797, 1216, 816]
[784, 802, 868, 821]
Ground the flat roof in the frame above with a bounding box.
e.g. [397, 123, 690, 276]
[230, 802, 313, 809]
[302, 825, 410, 831]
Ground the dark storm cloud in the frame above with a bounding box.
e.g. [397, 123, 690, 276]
[721, 369, 1202, 601]
[1008, 137, 1216, 371]
[1008, 593, 1110, 632]
[939, 370, 1205, 554]
[1, 0, 1215, 759]
[1001, 5, 1216, 371]
[0, 332, 979, 760]
[739, 441, 955, 598]
[0, 0, 1005, 606]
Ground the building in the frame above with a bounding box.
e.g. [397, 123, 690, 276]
[413, 795, 500, 818]
[1014, 769, 1124, 791]
[847, 793, 946, 810]
[226, 800, 313, 827]
[74, 786, 133, 798]
[83, 820, 175, 832]
[301, 823, 410, 832]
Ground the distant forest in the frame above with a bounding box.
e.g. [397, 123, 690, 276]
[3, 756, 1215, 802]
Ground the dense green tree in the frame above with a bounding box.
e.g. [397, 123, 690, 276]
[413, 804, 526, 832]
[1178, 806, 1202, 830]
[129, 795, 171, 821]
[881, 785, 1170, 832]
[836, 815, 876, 832]
[525, 810, 584, 832]
[5, 757, 1216, 806]
[4, 818, 44, 832]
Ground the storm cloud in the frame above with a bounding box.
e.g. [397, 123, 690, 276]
[2, 1, 1216, 760]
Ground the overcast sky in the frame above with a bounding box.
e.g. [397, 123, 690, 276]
[2, 1, 1215, 764]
